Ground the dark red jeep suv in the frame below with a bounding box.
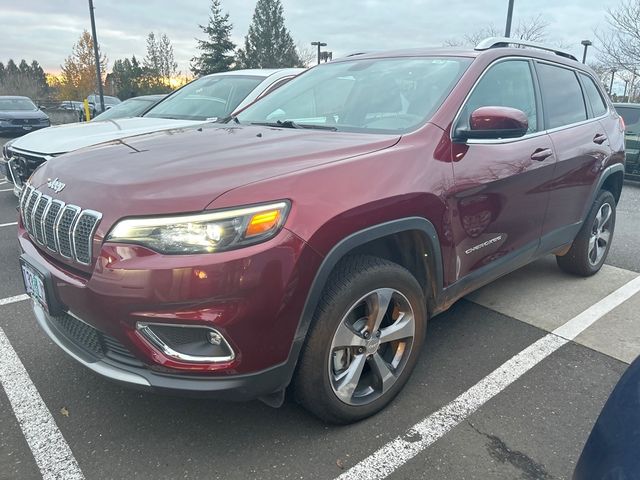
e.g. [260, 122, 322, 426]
[18, 38, 625, 423]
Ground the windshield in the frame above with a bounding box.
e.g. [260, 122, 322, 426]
[618, 107, 640, 135]
[237, 57, 471, 134]
[93, 97, 158, 121]
[0, 98, 37, 111]
[89, 95, 120, 105]
[145, 75, 264, 121]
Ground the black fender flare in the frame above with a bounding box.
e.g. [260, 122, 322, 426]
[283, 217, 444, 381]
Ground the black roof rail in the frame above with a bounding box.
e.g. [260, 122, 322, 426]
[475, 37, 578, 62]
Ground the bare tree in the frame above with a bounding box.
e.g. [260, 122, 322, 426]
[596, 0, 640, 71]
[296, 42, 316, 66]
[445, 15, 549, 47]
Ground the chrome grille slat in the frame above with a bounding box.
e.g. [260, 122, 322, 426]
[44, 200, 64, 252]
[56, 205, 81, 259]
[33, 195, 51, 244]
[19, 185, 102, 265]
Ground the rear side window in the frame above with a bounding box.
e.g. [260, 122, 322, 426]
[580, 74, 608, 117]
[536, 63, 587, 129]
[459, 60, 538, 133]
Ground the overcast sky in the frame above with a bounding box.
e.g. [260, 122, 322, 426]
[0, 0, 621, 74]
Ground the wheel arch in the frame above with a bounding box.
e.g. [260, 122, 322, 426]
[287, 217, 444, 367]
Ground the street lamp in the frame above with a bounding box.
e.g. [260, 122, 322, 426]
[88, 0, 105, 114]
[311, 41, 327, 65]
[581, 40, 592, 64]
[504, 0, 515, 37]
[609, 69, 617, 96]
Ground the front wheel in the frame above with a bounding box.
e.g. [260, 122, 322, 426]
[556, 190, 616, 276]
[294, 255, 427, 424]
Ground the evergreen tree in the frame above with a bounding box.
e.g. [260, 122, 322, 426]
[191, 0, 236, 76]
[143, 32, 178, 90]
[236, 0, 301, 69]
[0, 62, 4, 82]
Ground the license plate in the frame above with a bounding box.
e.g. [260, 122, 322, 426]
[21, 261, 48, 311]
[22, 126, 33, 131]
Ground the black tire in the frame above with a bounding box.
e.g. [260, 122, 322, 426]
[556, 190, 616, 277]
[294, 255, 427, 424]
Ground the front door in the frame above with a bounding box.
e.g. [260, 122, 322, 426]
[448, 59, 556, 283]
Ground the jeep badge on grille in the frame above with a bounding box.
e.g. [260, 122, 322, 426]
[47, 178, 66, 193]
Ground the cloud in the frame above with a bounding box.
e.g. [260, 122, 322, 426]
[0, 0, 620, 74]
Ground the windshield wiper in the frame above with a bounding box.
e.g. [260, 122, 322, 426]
[218, 115, 240, 124]
[250, 120, 337, 131]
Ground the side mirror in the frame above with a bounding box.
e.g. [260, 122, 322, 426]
[455, 106, 529, 141]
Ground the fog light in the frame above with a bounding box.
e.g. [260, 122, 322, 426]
[136, 322, 234, 363]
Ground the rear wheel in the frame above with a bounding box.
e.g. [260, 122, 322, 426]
[294, 255, 427, 424]
[556, 190, 616, 276]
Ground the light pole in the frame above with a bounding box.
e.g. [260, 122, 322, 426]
[88, 0, 105, 114]
[581, 40, 592, 64]
[609, 69, 616, 96]
[505, 0, 515, 37]
[311, 41, 327, 65]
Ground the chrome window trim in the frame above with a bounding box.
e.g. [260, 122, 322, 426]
[71, 210, 102, 265]
[136, 322, 236, 363]
[452, 56, 612, 146]
[55, 205, 81, 259]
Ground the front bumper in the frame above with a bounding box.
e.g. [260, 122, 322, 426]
[19, 226, 322, 398]
[32, 302, 299, 400]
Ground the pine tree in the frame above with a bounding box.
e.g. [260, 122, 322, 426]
[191, 0, 236, 76]
[236, 0, 301, 69]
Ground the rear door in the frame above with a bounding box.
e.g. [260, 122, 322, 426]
[449, 59, 556, 282]
[536, 63, 612, 249]
[616, 106, 640, 179]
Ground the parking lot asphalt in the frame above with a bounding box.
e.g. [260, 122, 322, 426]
[1, 134, 640, 479]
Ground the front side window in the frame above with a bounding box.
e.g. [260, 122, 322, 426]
[237, 57, 472, 134]
[537, 63, 587, 129]
[458, 60, 538, 133]
[145, 75, 264, 121]
[580, 74, 608, 117]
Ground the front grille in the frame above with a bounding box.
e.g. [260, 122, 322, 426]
[20, 184, 102, 265]
[49, 311, 141, 365]
[6, 148, 49, 183]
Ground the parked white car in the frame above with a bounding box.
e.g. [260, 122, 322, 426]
[1, 68, 303, 197]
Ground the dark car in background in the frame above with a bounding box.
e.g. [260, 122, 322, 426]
[92, 95, 166, 122]
[87, 94, 121, 116]
[614, 103, 640, 180]
[0, 96, 50, 135]
[573, 355, 640, 479]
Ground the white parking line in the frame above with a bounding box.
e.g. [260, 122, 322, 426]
[0, 326, 85, 479]
[0, 187, 14, 192]
[0, 294, 29, 306]
[0, 221, 17, 228]
[337, 275, 640, 480]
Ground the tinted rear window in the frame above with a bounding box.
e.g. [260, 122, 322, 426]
[617, 107, 640, 134]
[536, 63, 587, 129]
[580, 74, 608, 117]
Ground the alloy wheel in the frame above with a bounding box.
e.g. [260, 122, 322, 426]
[328, 288, 415, 406]
[588, 202, 613, 266]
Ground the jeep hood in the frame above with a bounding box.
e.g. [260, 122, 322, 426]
[30, 124, 400, 224]
[9, 117, 203, 155]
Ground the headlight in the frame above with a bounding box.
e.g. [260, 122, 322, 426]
[106, 201, 290, 254]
